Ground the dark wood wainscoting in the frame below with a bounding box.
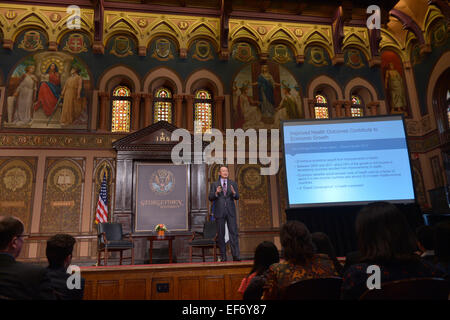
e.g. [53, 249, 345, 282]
[81, 261, 252, 300]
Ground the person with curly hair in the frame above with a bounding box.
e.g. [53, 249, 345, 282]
[262, 221, 338, 300]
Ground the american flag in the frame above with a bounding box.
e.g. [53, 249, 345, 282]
[95, 173, 108, 224]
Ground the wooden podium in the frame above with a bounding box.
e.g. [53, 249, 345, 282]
[112, 121, 208, 263]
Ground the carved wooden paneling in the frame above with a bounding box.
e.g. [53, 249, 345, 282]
[411, 159, 428, 208]
[237, 164, 272, 230]
[81, 262, 252, 300]
[178, 277, 200, 300]
[151, 277, 174, 300]
[226, 274, 246, 300]
[97, 280, 120, 300]
[277, 164, 287, 226]
[0, 157, 37, 233]
[190, 163, 208, 230]
[123, 279, 147, 300]
[201, 276, 225, 300]
[40, 158, 85, 233]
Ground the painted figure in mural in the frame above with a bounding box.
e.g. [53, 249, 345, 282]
[253, 64, 280, 117]
[34, 63, 61, 117]
[279, 82, 300, 119]
[60, 67, 84, 125]
[273, 83, 303, 127]
[234, 81, 265, 129]
[385, 62, 407, 114]
[12, 65, 38, 125]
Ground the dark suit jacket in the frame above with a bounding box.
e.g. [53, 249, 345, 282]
[46, 267, 85, 300]
[208, 178, 239, 219]
[0, 253, 56, 300]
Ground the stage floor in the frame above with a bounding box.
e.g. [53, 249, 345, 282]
[80, 260, 253, 300]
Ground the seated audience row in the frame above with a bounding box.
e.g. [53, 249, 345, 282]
[0, 216, 84, 300]
[240, 202, 449, 300]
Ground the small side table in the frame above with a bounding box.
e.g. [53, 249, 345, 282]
[148, 235, 175, 264]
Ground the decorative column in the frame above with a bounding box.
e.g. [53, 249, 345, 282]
[367, 101, 379, 116]
[142, 93, 153, 127]
[98, 91, 110, 131]
[307, 99, 315, 119]
[185, 94, 194, 132]
[214, 96, 225, 132]
[343, 101, 352, 117]
[131, 93, 141, 131]
[174, 94, 184, 128]
[333, 101, 344, 118]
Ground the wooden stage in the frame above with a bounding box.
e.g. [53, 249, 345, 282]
[81, 261, 252, 300]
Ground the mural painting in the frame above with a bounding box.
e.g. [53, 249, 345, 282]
[233, 61, 303, 129]
[4, 51, 91, 130]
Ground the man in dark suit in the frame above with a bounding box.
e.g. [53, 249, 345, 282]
[0, 216, 55, 300]
[46, 234, 85, 300]
[209, 166, 241, 261]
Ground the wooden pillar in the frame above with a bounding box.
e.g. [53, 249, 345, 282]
[98, 91, 110, 131]
[214, 96, 224, 132]
[131, 93, 141, 131]
[142, 93, 153, 127]
[185, 94, 194, 132]
[174, 94, 184, 128]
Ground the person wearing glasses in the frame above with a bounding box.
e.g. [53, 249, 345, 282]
[0, 216, 55, 300]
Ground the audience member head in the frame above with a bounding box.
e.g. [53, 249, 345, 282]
[356, 202, 418, 263]
[46, 234, 76, 270]
[0, 216, 25, 258]
[250, 241, 280, 276]
[280, 221, 314, 265]
[434, 221, 450, 264]
[311, 232, 337, 260]
[416, 225, 435, 252]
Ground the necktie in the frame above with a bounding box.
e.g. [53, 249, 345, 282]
[223, 180, 227, 195]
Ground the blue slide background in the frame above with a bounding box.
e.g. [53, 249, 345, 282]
[283, 118, 415, 207]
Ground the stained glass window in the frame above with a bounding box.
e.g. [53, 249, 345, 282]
[351, 95, 364, 117]
[351, 107, 363, 117]
[314, 94, 329, 119]
[315, 94, 327, 104]
[154, 88, 173, 123]
[111, 86, 131, 132]
[314, 106, 329, 119]
[194, 89, 212, 133]
[351, 95, 361, 105]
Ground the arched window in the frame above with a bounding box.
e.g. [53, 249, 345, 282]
[153, 87, 173, 123]
[111, 85, 131, 132]
[194, 89, 213, 133]
[314, 94, 329, 119]
[351, 94, 364, 117]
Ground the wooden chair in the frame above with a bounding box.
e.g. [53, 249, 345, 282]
[97, 222, 134, 266]
[280, 277, 343, 300]
[189, 220, 218, 262]
[360, 277, 450, 300]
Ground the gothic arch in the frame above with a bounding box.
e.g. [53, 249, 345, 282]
[344, 77, 378, 101]
[98, 64, 141, 92]
[185, 69, 224, 96]
[307, 75, 343, 101]
[143, 66, 183, 94]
